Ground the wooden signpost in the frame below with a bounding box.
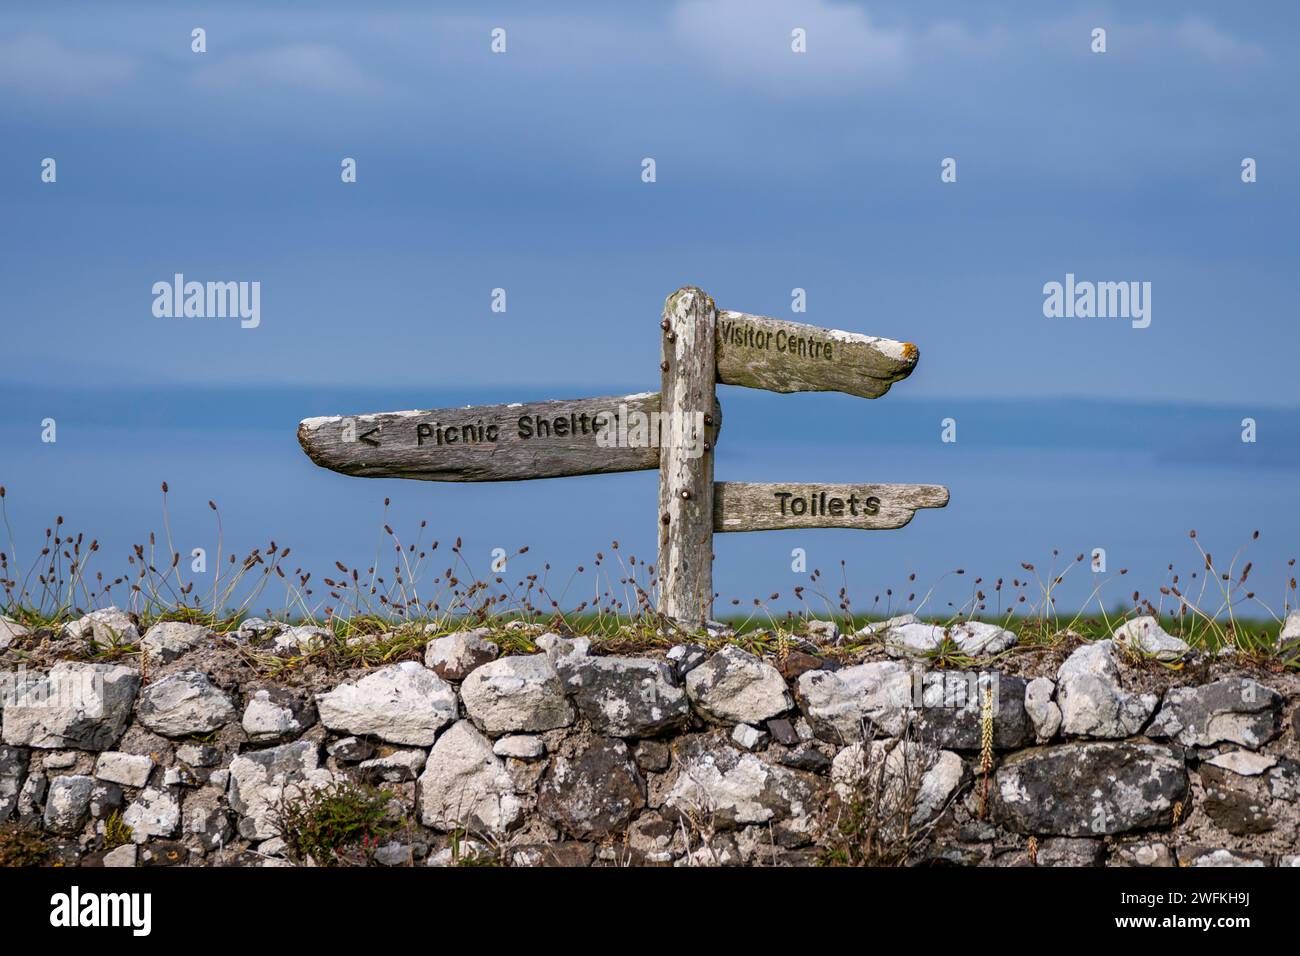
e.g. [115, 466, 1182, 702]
[298, 286, 948, 630]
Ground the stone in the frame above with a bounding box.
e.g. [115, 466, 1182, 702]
[493, 735, 545, 760]
[183, 787, 233, 851]
[316, 662, 457, 746]
[731, 724, 766, 751]
[1031, 837, 1102, 867]
[242, 687, 316, 744]
[1112, 616, 1190, 661]
[685, 646, 793, 725]
[94, 751, 154, 788]
[44, 774, 96, 833]
[326, 736, 374, 763]
[1205, 750, 1276, 776]
[140, 621, 212, 662]
[1024, 677, 1062, 743]
[995, 742, 1188, 836]
[831, 740, 963, 824]
[62, 607, 138, 646]
[797, 661, 915, 741]
[1267, 760, 1300, 801]
[666, 643, 707, 678]
[374, 842, 414, 866]
[358, 748, 427, 783]
[882, 620, 1016, 659]
[459, 653, 574, 735]
[556, 654, 688, 737]
[915, 672, 1032, 750]
[511, 842, 596, 868]
[269, 625, 331, 654]
[664, 733, 821, 829]
[1177, 847, 1267, 867]
[767, 718, 800, 747]
[228, 739, 332, 841]
[804, 619, 839, 644]
[1199, 766, 1273, 835]
[0, 745, 27, 821]
[136, 671, 237, 738]
[538, 737, 645, 838]
[234, 617, 277, 640]
[417, 720, 522, 834]
[1056, 641, 1158, 738]
[427, 839, 491, 866]
[777, 650, 835, 681]
[535, 633, 590, 663]
[2, 662, 140, 750]
[102, 844, 138, 868]
[633, 739, 671, 773]
[43, 751, 78, 770]
[853, 613, 917, 639]
[779, 744, 831, 773]
[175, 744, 222, 767]
[1111, 842, 1174, 868]
[17, 772, 46, 823]
[1147, 677, 1282, 749]
[424, 628, 499, 680]
[0, 616, 29, 649]
[122, 786, 181, 842]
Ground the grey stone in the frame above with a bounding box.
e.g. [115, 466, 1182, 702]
[416, 719, 521, 834]
[831, 740, 963, 824]
[797, 661, 915, 741]
[538, 737, 645, 838]
[316, 662, 457, 746]
[664, 733, 821, 830]
[1036, 837, 1104, 867]
[995, 742, 1189, 836]
[1024, 677, 1062, 742]
[141, 621, 212, 662]
[183, 787, 233, 851]
[915, 672, 1032, 750]
[854, 613, 917, 639]
[459, 653, 574, 735]
[1112, 616, 1190, 661]
[633, 739, 671, 773]
[94, 751, 154, 788]
[883, 620, 1016, 659]
[1205, 750, 1276, 776]
[666, 643, 707, 678]
[62, 607, 138, 646]
[1280, 611, 1300, 658]
[1199, 766, 1274, 835]
[269, 625, 330, 654]
[136, 671, 237, 738]
[175, 744, 221, 767]
[685, 646, 793, 725]
[1056, 641, 1158, 738]
[43, 751, 78, 770]
[1111, 842, 1175, 868]
[0, 744, 27, 821]
[424, 628, 499, 680]
[102, 844, 138, 867]
[228, 739, 332, 841]
[1177, 847, 1267, 867]
[44, 774, 96, 833]
[326, 736, 374, 763]
[0, 616, 29, 649]
[358, 748, 427, 783]
[767, 718, 800, 747]
[1147, 677, 1282, 749]
[556, 654, 688, 737]
[535, 633, 590, 664]
[804, 619, 840, 644]
[2, 662, 140, 750]
[242, 687, 316, 744]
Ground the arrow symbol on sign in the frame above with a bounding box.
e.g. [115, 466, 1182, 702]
[359, 427, 381, 447]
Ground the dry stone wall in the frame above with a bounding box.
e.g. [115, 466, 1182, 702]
[2, 610, 1299, 867]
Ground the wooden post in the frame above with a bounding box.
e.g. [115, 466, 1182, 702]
[658, 287, 718, 630]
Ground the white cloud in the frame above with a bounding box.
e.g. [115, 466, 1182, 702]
[671, 0, 906, 93]
[0, 33, 135, 96]
[192, 43, 375, 94]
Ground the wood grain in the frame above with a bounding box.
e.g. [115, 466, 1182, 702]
[713, 482, 949, 532]
[657, 287, 719, 627]
[298, 393, 665, 483]
[715, 310, 918, 399]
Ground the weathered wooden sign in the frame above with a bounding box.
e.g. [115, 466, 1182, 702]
[298, 286, 948, 629]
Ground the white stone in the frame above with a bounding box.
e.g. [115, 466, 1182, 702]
[1279, 611, 1300, 650]
[62, 607, 138, 646]
[141, 621, 212, 662]
[102, 844, 137, 867]
[1113, 616, 1190, 661]
[123, 786, 181, 842]
[1, 662, 140, 750]
[855, 613, 917, 639]
[1024, 677, 1062, 742]
[797, 661, 915, 740]
[684, 646, 792, 725]
[730, 723, 766, 751]
[883, 619, 1016, 658]
[94, 751, 154, 788]
[459, 654, 574, 735]
[424, 629, 499, 680]
[831, 740, 962, 824]
[44, 775, 95, 833]
[0, 616, 29, 649]
[492, 734, 545, 760]
[135, 671, 236, 737]
[270, 625, 331, 654]
[1205, 750, 1276, 776]
[417, 720, 522, 834]
[227, 740, 333, 841]
[535, 632, 590, 663]
[1056, 641, 1157, 738]
[804, 619, 839, 644]
[316, 661, 457, 746]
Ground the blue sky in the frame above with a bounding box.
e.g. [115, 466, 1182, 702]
[1, 2, 1297, 616]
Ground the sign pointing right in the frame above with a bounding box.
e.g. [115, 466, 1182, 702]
[715, 310, 918, 399]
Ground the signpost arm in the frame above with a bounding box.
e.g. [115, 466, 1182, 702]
[657, 286, 717, 630]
